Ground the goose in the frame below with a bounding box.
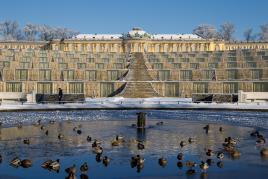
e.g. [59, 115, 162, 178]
[80, 162, 88, 172]
[45, 130, 49, 136]
[77, 129, 82, 135]
[21, 159, 32, 168]
[219, 127, 224, 132]
[156, 121, 164, 126]
[158, 157, 167, 167]
[49, 120, 55, 125]
[40, 125, 45, 130]
[177, 161, 183, 168]
[206, 149, 213, 157]
[10, 157, 21, 167]
[130, 156, 137, 168]
[230, 150, 241, 159]
[136, 155, 145, 166]
[102, 156, 110, 166]
[95, 154, 102, 163]
[188, 137, 196, 143]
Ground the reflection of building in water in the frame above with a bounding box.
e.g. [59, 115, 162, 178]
[0, 28, 268, 98]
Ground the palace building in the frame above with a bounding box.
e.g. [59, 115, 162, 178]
[0, 28, 268, 101]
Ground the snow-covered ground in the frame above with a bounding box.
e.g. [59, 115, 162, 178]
[0, 97, 268, 111]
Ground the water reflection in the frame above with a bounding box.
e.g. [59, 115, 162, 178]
[0, 112, 267, 178]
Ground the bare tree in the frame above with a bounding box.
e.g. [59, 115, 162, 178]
[193, 24, 219, 39]
[219, 22, 235, 41]
[259, 23, 268, 42]
[0, 20, 21, 40]
[24, 24, 38, 41]
[243, 28, 253, 42]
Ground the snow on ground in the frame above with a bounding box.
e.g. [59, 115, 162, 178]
[0, 97, 268, 111]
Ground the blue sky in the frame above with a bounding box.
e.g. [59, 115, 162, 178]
[0, 0, 268, 39]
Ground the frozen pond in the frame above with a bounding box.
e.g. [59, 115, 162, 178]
[0, 110, 268, 179]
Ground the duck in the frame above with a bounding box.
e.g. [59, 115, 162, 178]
[80, 174, 89, 179]
[136, 155, 145, 166]
[58, 133, 64, 140]
[217, 161, 224, 168]
[206, 149, 213, 156]
[65, 164, 76, 175]
[95, 154, 102, 163]
[102, 156, 110, 166]
[230, 149, 241, 159]
[40, 125, 45, 130]
[23, 139, 30, 145]
[45, 130, 49, 136]
[10, 157, 21, 167]
[180, 141, 187, 147]
[49, 159, 60, 171]
[111, 140, 121, 146]
[137, 142, 145, 150]
[250, 130, 259, 137]
[93, 146, 103, 155]
[116, 135, 124, 142]
[203, 125, 210, 131]
[156, 121, 164, 126]
[199, 161, 209, 171]
[186, 169, 196, 175]
[158, 157, 167, 167]
[49, 120, 55, 124]
[41, 160, 53, 169]
[80, 162, 88, 172]
[206, 159, 213, 166]
[177, 153, 184, 160]
[217, 152, 224, 160]
[92, 139, 101, 147]
[17, 122, 23, 129]
[185, 161, 197, 168]
[219, 127, 224, 132]
[188, 137, 196, 143]
[21, 159, 32, 168]
[256, 135, 266, 144]
[177, 161, 183, 168]
[73, 127, 78, 132]
[86, 136, 92, 142]
[77, 129, 82, 135]
[130, 156, 137, 168]
[260, 148, 268, 157]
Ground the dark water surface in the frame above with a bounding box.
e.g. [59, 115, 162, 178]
[0, 110, 267, 179]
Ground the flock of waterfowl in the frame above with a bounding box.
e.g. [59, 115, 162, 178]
[0, 119, 268, 179]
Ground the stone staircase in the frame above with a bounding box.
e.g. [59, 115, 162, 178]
[118, 53, 161, 98]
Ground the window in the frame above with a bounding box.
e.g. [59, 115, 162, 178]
[165, 83, 180, 97]
[227, 70, 238, 80]
[96, 63, 104, 69]
[190, 63, 199, 69]
[251, 69, 262, 80]
[107, 70, 121, 81]
[180, 70, 192, 80]
[180, 58, 189, 62]
[85, 70, 96, 81]
[193, 82, 208, 93]
[202, 70, 216, 80]
[39, 62, 49, 69]
[37, 82, 52, 94]
[223, 82, 238, 93]
[153, 63, 163, 69]
[158, 70, 170, 81]
[69, 82, 84, 94]
[63, 70, 75, 80]
[196, 58, 205, 62]
[20, 62, 31, 69]
[173, 63, 181, 69]
[100, 82, 114, 97]
[227, 62, 237, 68]
[39, 69, 51, 81]
[167, 58, 174, 63]
[15, 69, 28, 81]
[117, 58, 124, 63]
[208, 63, 218, 68]
[253, 82, 268, 92]
[113, 63, 124, 69]
[86, 58, 95, 63]
[77, 63, 86, 69]
[6, 82, 22, 92]
[1, 61, 10, 68]
[246, 62, 256, 68]
[59, 63, 68, 69]
[39, 57, 48, 62]
[102, 58, 109, 63]
[227, 57, 236, 62]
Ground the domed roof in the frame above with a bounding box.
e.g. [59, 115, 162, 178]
[128, 28, 148, 38]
